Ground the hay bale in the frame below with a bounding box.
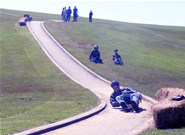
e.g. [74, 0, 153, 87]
[153, 88, 185, 129]
[18, 17, 28, 26]
[156, 88, 185, 101]
[18, 18, 26, 26]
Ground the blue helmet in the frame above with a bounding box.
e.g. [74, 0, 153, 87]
[114, 48, 118, 52]
[94, 45, 99, 50]
[111, 80, 119, 87]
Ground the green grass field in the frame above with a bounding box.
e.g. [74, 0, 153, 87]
[44, 12, 185, 135]
[1, 8, 185, 135]
[44, 16, 185, 98]
[0, 9, 97, 135]
[140, 128, 185, 135]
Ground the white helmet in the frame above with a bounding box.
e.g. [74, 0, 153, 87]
[94, 45, 99, 50]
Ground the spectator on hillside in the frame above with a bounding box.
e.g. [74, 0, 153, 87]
[89, 45, 102, 63]
[73, 6, 78, 22]
[61, 7, 67, 21]
[112, 49, 123, 65]
[66, 6, 72, 22]
[89, 10, 93, 22]
[61, 8, 63, 19]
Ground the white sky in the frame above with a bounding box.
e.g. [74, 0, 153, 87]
[1, 0, 185, 27]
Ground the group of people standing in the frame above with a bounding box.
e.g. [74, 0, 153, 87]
[61, 6, 78, 22]
[61, 6, 93, 22]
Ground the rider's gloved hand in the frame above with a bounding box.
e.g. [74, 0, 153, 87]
[89, 58, 92, 62]
[137, 92, 142, 102]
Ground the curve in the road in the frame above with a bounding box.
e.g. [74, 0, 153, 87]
[14, 21, 156, 135]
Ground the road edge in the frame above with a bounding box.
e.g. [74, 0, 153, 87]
[13, 21, 107, 135]
[14, 21, 157, 135]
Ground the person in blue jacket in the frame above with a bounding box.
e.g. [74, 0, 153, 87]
[89, 10, 93, 22]
[61, 7, 66, 21]
[89, 45, 102, 63]
[66, 6, 72, 22]
[73, 6, 78, 22]
[112, 49, 123, 65]
[110, 80, 142, 112]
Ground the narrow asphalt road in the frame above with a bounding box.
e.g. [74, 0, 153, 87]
[27, 21, 155, 135]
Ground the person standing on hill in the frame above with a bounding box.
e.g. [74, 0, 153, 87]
[89, 10, 93, 22]
[61, 8, 64, 20]
[73, 6, 78, 22]
[66, 6, 72, 22]
[61, 7, 66, 21]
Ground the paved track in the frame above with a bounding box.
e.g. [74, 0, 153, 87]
[27, 21, 155, 135]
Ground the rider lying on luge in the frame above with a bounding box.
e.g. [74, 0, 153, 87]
[110, 80, 142, 112]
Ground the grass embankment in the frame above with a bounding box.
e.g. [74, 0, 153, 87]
[45, 18, 185, 98]
[0, 9, 97, 135]
[44, 16, 185, 135]
[140, 128, 185, 135]
[1, 8, 185, 135]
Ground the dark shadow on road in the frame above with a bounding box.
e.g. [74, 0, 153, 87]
[113, 107, 146, 113]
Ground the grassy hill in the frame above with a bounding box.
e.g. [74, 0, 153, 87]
[1, 8, 185, 134]
[44, 13, 185, 135]
[44, 16, 185, 98]
[0, 9, 97, 134]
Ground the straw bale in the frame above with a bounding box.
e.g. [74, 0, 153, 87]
[18, 18, 27, 26]
[153, 88, 185, 129]
[156, 88, 185, 101]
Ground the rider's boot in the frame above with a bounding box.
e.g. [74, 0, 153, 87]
[130, 100, 139, 112]
[121, 102, 127, 109]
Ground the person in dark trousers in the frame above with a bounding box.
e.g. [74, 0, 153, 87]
[112, 49, 123, 65]
[61, 8, 64, 20]
[89, 45, 102, 63]
[61, 7, 66, 21]
[110, 80, 142, 112]
[73, 6, 78, 22]
[66, 6, 72, 22]
[89, 10, 93, 22]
